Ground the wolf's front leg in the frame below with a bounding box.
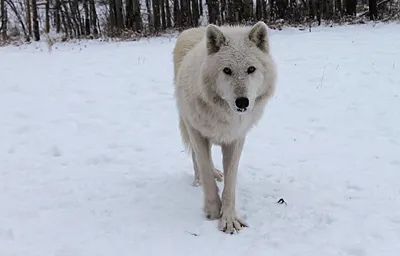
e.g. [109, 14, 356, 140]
[220, 138, 248, 234]
[186, 124, 221, 220]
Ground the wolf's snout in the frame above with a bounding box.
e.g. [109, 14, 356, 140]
[235, 97, 249, 112]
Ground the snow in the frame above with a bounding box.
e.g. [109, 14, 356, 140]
[1, 22, 400, 256]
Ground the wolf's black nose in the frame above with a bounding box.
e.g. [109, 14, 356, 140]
[235, 97, 249, 109]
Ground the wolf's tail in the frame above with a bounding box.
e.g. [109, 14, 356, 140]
[179, 117, 192, 154]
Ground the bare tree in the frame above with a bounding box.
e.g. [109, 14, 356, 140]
[5, 0, 29, 40]
[0, 0, 396, 44]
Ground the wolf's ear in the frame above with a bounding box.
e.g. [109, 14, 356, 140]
[248, 21, 269, 53]
[206, 24, 226, 55]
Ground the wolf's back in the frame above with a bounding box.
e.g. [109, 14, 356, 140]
[172, 27, 206, 152]
[172, 27, 206, 82]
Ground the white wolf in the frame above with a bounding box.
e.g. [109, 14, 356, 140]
[172, 21, 277, 234]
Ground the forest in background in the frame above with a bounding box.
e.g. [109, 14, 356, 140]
[0, 0, 400, 43]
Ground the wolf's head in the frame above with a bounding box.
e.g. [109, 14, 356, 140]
[202, 21, 276, 114]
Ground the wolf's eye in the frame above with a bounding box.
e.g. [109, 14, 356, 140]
[247, 66, 256, 74]
[223, 67, 232, 75]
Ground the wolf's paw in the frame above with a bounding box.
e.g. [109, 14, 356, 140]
[219, 210, 248, 234]
[212, 168, 224, 182]
[192, 168, 224, 187]
[203, 197, 222, 220]
[192, 177, 201, 187]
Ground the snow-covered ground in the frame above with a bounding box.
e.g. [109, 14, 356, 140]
[1, 23, 400, 256]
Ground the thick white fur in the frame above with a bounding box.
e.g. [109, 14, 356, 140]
[172, 21, 277, 234]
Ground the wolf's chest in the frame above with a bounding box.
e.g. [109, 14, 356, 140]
[198, 114, 256, 144]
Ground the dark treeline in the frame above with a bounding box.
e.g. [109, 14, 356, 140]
[0, 0, 398, 42]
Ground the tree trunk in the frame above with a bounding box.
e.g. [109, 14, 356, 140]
[207, 0, 220, 24]
[1, 0, 6, 41]
[255, 0, 261, 20]
[346, 0, 356, 15]
[161, 0, 167, 30]
[192, 0, 200, 26]
[83, 0, 90, 35]
[45, 0, 50, 33]
[126, 0, 134, 28]
[180, 0, 188, 27]
[199, 0, 203, 15]
[233, 0, 242, 24]
[335, 0, 342, 17]
[61, 5, 69, 38]
[261, 0, 267, 21]
[55, 0, 61, 33]
[109, 0, 116, 31]
[75, 0, 84, 35]
[89, 0, 98, 36]
[165, 0, 172, 28]
[62, 1, 74, 37]
[220, 0, 226, 23]
[243, 0, 253, 22]
[326, 0, 333, 19]
[31, 0, 40, 41]
[26, 0, 32, 36]
[133, 0, 142, 32]
[317, 0, 322, 25]
[126, 0, 134, 29]
[145, 0, 152, 31]
[68, 0, 81, 37]
[309, 0, 315, 20]
[153, 0, 161, 32]
[115, 0, 124, 29]
[173, 0, 180, 27]
[187, 0, 193, 26]
[369, 0, 377, 20]
[270, 0, 275, 21]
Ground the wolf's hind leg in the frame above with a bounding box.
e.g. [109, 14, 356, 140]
[192, 151, 223, 187]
